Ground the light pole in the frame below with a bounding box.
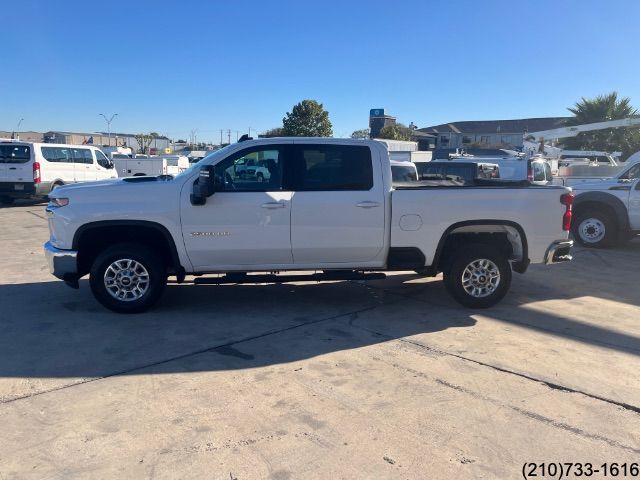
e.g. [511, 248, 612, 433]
[12, 118, 24, 140]
[99, 113, 118, 146]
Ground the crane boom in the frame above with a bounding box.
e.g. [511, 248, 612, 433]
[525, 117, 640, 142]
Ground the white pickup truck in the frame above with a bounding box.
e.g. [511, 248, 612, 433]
[44, 138, 574, 313]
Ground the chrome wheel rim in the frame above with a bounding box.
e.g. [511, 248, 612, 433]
[461, 258, 500, 298]
[104, 259, 150, 302]
[578, 218, 605, 243]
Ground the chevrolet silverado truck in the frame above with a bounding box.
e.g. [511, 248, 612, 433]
[44, 138, 574, 313]
[568, 161, 640, 247]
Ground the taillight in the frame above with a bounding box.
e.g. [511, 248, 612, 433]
[33, 162, 41, 184]
[560, 192, 574, 231]
[527, 165, 534, 182]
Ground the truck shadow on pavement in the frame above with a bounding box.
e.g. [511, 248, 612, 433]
[0, 259, 639, 393]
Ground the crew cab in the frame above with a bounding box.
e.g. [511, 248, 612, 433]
[44, 138, 574, 313]
[568, 161, 640, 247]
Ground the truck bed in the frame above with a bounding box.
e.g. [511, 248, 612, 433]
[390, 184, 570, 265]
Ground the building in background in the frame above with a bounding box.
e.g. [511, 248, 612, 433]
[368, 109, 436, 150]
[368, 109, 397, 138]
[418, 117, 569, 151]
[0, 131, 44, 142]
[43, 131, 170, 153]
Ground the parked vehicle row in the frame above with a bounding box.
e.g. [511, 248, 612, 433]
[0, 141, 116, 203]
[44, 138, 574, 313]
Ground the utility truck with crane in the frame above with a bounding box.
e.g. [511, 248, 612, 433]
[524, 117, 640, 247]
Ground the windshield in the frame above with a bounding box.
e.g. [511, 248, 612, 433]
[174, 145, 235, 179]
[621, 163, 640, 181]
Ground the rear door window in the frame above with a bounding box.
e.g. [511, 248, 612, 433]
[291, 145, 373, 191]
[72, 148, 94, 164]
[0, 145, 31, 163]
[41, 147, 73, 163]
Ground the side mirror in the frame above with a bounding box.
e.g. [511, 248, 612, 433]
[190, 165, 216, 205]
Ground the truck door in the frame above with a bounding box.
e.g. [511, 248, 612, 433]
[181, 144, 293, 269]
[629, 179, 640, 230]
[289, 143, 386, 265]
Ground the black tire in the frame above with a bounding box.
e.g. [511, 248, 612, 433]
[0, 196, 15, 205]
[443, 244, 512, 308]
[90, 243, 167, 313]
[572, 209, 618, 248]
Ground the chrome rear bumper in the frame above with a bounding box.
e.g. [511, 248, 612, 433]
[544, 239, 573, 264]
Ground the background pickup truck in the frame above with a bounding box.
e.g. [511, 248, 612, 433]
[44, 138, 574, 313]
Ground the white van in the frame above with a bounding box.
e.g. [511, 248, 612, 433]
[0, 141, 117, 204]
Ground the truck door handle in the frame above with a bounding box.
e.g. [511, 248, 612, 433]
[356, 201, 380, 208]
[261, 202, 286, 209]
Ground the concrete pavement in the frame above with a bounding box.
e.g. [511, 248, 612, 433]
[1, 201, 639, 479]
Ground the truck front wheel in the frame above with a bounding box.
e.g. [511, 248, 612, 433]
[443, 245, 511, 308]
[89, 243, 167, 313]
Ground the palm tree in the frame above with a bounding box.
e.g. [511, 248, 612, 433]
[566, 92, 636, 124]
[563, 92, 640, 158]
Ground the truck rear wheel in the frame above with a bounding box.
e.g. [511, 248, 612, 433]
[443, 245, 511, 308]
[572, 210, 617, 248]
[89, 243, 167, 313]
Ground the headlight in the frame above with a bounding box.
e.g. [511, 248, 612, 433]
[49, 197, 70, 208]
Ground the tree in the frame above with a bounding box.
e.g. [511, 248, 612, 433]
[351, 128, 370, 139]
[562, 92, 640, 159]
[377, 123, 414, 141]
[282, 100, 333, 137]
[134, 133, 155, 154]
[261, 127, 285, 138]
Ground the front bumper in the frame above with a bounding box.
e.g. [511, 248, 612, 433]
[44, 241, 79, 288]
[544, 239, 573, 264]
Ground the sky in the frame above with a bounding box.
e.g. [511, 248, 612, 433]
[2, 0, 640, 142]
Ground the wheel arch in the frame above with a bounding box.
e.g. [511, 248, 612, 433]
[573, 192, 629, 231]
[430, 220, 529, 275]
[72, 220, 184, 277]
